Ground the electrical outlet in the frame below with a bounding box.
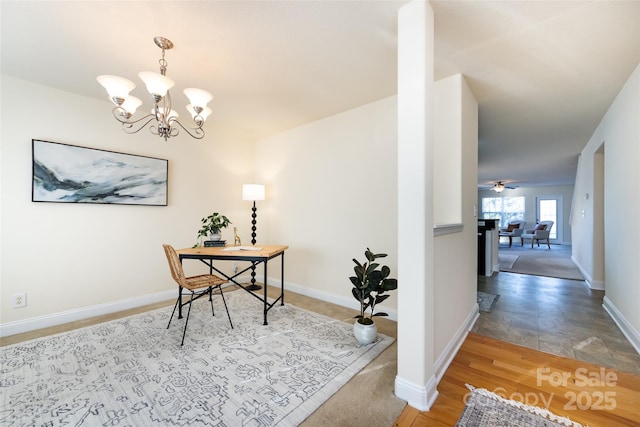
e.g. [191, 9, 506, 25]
[12, 293, 26, 308]
[233, 263, 239, 274]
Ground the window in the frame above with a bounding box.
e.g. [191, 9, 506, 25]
[481, 196, 525, 228]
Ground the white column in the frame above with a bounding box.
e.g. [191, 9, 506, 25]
[395, 0, 437, 410]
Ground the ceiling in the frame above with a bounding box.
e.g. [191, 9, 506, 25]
[2, 1, 639, 189]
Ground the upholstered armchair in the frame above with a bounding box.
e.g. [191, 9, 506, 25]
[520, 221, 554, 249]
[498, 220, 526, 247]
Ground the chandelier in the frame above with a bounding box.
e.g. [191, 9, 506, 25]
[97, 36, 212, 141]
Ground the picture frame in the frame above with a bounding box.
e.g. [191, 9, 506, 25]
[32, 139, 168, 206]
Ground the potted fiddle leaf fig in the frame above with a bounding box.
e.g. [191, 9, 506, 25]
[196, 212, 231, 244]
[349, 248, 398, 345]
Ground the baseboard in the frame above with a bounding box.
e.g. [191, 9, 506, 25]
[588, 279, 605, 290]
[602, 296, 640, 355]
[0, 276, 387, 338]
[394, 374, 439, 411]
[434, 303, 480, 382]
[393, 302, 478, 411]
[283, 279, 398, 322]
[571, 256, 601, 289]
[0, 289, 176, 338]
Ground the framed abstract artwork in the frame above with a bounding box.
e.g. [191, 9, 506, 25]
[32, 139, 168, 206]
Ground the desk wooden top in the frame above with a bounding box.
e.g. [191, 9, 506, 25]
[177, 245, 288, 259]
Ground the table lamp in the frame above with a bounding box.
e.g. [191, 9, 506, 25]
[242, 184, 265, 290]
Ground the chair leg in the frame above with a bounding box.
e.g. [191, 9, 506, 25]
[218, 285, 234, 329]
[547, 239, 551, 249]
[167, 285, 184, 328]
[181, 292, 196, 346]
[531, 238, 534, 248]
[209, 286, 215, 317]
[521, 237, 524, 246]
[167, 297, 180, 329]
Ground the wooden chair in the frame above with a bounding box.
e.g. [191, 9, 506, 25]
[163, 244, 233, 345]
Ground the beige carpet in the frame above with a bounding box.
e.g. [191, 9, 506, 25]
[498, 245, 584, 280]
[498, 254, 518, 270]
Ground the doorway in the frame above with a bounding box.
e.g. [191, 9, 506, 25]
[536, 195, 563, 244]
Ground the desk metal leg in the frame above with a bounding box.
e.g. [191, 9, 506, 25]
[263, 260, 268, 325]
[281, 252, 285, 306]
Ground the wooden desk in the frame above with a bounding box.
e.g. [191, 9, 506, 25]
[176, 245, 288, 325]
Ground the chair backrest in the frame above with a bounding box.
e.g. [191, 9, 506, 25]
[509, 220, 526, 230]
[527, 221, 554, 236]
[163, 244, 186, 287]
[539, 220, 554, 231]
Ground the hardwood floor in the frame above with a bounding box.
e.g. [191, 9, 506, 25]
[394, 333, 640, 427]
[4, 278, 639, 426]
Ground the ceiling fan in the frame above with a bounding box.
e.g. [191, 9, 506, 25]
[490, 181, 517, 193]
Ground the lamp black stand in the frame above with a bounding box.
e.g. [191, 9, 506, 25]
[246, 200, 261, 291]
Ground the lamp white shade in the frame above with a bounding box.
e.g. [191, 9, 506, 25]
[184, 88, 213, 109]
[243, 184, 265, 201]
[138, 71, 175, 97]
[97, 75, 135, 102]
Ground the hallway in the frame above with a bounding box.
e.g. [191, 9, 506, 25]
[474, 271, 640, 375]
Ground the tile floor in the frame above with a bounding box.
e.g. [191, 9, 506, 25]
[474, 270, 640, 375]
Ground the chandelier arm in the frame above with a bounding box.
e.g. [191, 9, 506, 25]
[111, 108, 158, 134]
[170, 118, 205, 140]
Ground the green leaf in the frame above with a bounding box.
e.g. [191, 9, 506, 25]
[372, 312, 389, 317]
[375, 294, 390, 304]
[382, 278, 398, 291]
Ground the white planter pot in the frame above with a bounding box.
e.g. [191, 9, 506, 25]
[353, 320, 377, 345]
[209, 233, 222, 241]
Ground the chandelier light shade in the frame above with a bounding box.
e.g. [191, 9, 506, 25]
[97, 36, 212, 141]
[494, 182, 505, 193]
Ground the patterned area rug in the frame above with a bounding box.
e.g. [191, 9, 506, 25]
[477, 292, 500, 313]
[457, 385, 584, 427]
[0, 290, 393, 426]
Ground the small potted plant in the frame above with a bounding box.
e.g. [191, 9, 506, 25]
[349, 248, 398, 345]
[196, 212, 231, 244]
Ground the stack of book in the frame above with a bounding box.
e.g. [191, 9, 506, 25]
[204, 240, 226, 247]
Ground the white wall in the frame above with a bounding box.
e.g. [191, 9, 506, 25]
[572, 63, 640, 352]
[0, 76, 254, 333]
[433, 76, 463, 225]
[433, 75, 478, 364]
[254, 96, 398, 314]
[477, 184, 575, 245]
